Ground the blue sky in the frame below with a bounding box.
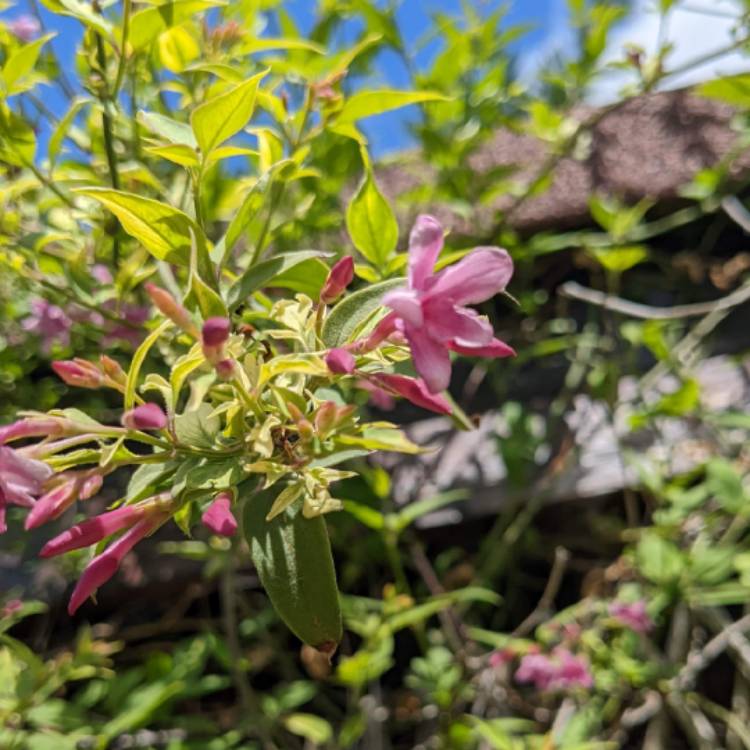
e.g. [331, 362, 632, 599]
[3, 0, 562, 155]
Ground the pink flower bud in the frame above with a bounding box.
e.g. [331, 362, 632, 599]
[609, 600, 653, 634]
[202, 317, 231, 347]
[202, 492, 237, 537]
[8, 15, 40, 42]
[99, 355, 127, 384]
[52, 359, 104, 389]
[353, 312, 400, 353]
[67, 514, 166, 615]
[320, 256, 354, 304]
[0, 417, 67, 444]
[215, 358, 237, 381]
[366, 373, 452, 415]
[122, 403, 167, 431]
[145, 283, 198, 337]
[79, 473, 103, 500]
[40, 504, 148, 558]
[325, 348, 356, 374]
[2, 599, 23, 618]
[25, 476, 80, 530]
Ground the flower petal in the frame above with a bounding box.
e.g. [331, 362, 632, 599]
[369, 374, 452, 415]
[382, 288, 423, 327]
[404, 325, 451, 394]
[448, 337, 516, 358]
[408, 215, 444, 291]
[426, 247, 513, 305]
[423, 300, 493, 345]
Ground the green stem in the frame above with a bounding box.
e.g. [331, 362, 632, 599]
[112, 0, 133, 100]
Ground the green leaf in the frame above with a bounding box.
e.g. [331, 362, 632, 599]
[0, 105, 36, 167]
[337, 90, 447, 123]
[271, 257, 330, 299]
[49, 97, 88, 168]
[75, 188, 196, 264]
[186, 228, 225, 318]
[191, 70, 267, 156]
[240, 37, 325, 55]
[337, 427, 422, 455]
[227, 250, 328, 309]
[346, 171, 398, 267]
[139, 110, 198, 148]
[322, 277, 404, 348]
[284, 714, 333, 745]
[158, 24, 200, 73]
[129, 0, 225, 50]
[698, 74, 750, 108]
[2, 34, 55, 94]
[589, 245, 648, 274]
[636, 531, 684, 585]
[39, 0, 112, 36]
[387, 588, 500, 632]
[242, 482, 343, 649]
[125, 320, 172, 410]
[174, 403, 220, 450]
[393, 490, 466, 533]
[127, 462, 177, 502]
[144, 143, 200, 168]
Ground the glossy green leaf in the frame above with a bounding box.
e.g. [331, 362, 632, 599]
[284, 714, 333, 745]
[242, 482, 343, 649]
[337, 90, 448, 123]
[129, 0, 225, 50]
[75, 188, 196, 264]
[2, 34, 55, 94]
[49, 97, 88, 168]
[227, 250, 328, 309]
[346, 171, 398, 267]
[139, 110, 198, 148]
[191, 71, 267, 156]
[322, 277, 404, 348]
[124, 320, 172, 410]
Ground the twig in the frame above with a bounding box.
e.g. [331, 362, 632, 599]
[512, 546, 570, 637]
[559, 279, 750, 320]
[722, 195, 750, 233]
[621, 691, 663, 729]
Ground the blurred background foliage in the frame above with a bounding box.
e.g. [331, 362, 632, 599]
[3, 0, 750, 747]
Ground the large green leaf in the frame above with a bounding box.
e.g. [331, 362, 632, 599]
[191, 70, 267, 156]
[75, 188, 196, 264]
[242, 482, 342, 650]
[337, 90, 447, 123]
[0, 105, 36, 167]
[346, 170, 398, 268]
[2, 34, 55, 94]
[39, 0, 112, 36]
[138, 110, 198, 148]
[227, 250, 327, 309]
[129, 0, 225, 50]
[322, 277, 404, 348]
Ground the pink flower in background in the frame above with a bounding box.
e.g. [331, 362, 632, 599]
[22, 299, 72, 353]
[0, 447, 53, 533]
[366, 373, 452, 414]
[609, 599, 653, 634]
[357, 379, 396, 410]
[515, 647, 593, 692]
[91, 264, 113, 284]
[102, 303, 149, 347]
[202, 492, 237, 537]
[25, 475, 80, 530]
[8, 15, 40, 41]
[381, 215, 515, 393]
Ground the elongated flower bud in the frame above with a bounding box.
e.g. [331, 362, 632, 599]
[325, 348, 355, 374]
[367, 373, 452, 415]
[52, 359, 104, 389]
[99, 355, 127, 385]
[314, 401, 338, 436]
[122, 403, 167, 431]
[67, 514, 167, 615]
[202, 317, 231, 365]
[0, 417, 67, 444]
[145, 282, 198, 337]
[202, 492, 237, 537]
[25, 476, 80, 530]
[320, 256, 354, 304]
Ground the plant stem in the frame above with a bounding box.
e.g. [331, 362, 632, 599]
[112, 0, 133, 100]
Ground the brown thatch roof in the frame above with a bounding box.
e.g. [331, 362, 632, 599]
[379, 89, 749, 237]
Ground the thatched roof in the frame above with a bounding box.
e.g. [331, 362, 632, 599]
[379, 89, 748, 237]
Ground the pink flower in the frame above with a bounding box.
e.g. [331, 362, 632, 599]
[52, 359, 104, 389]
[202, 492, 237, 537]
[320, 256, 354, 304]
[489, 648, 515, 669]
[381, 215, 515, 393]
[0, 447, 53, 533]
[122, 403, 167, 431]
[8, 15, 40, 42]
[2, 599, 23, 618]
[609, 600, 653, 634]
[25, 475, 80, 530]
[67, 514, 167, 615]
[202, 317, 231, 347]
[326, 348, 356, 374]
[91, 264, 113, 285]
[22, 299, 72, 353]
[515, 648, 593, 692]
[365, 373, 452, 415]
[101, 303, 149, 348]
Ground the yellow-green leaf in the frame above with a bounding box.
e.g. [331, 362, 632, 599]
[346, 170, 398, 268]
[337, 90, 448, 123]
[2, 34, 55, 94]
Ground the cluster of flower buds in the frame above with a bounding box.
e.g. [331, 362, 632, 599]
[201, 317, 236, 380]
[53, 354, 127, 391]
[144, 283, 199, 338]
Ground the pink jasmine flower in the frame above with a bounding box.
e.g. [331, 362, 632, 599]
[326, 348, 355, 374]
[320, 256, 354, 304]
[22, 299, 72, 353]
[145, 282, 198, 337]
[381, 215, 515, 393]
[52, 359, 105, 389]
[365, 373, 452, 415]
[609, 599, 653, 634]
[202, 492, 237, 537]
[0, 447, 53, 533]
[202, 317, 231, 364]
[515, 651, 556, 691]
[122, 403, 167, 431]
[8, 15, 40, 42]
[102, 303, 149, 347]
[25, 474, 81, 530]
[489, 648, 515, 669]
[91, 264, 113, 284]
[515, 648, 593, 692]
[67, 514, 167, 615]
